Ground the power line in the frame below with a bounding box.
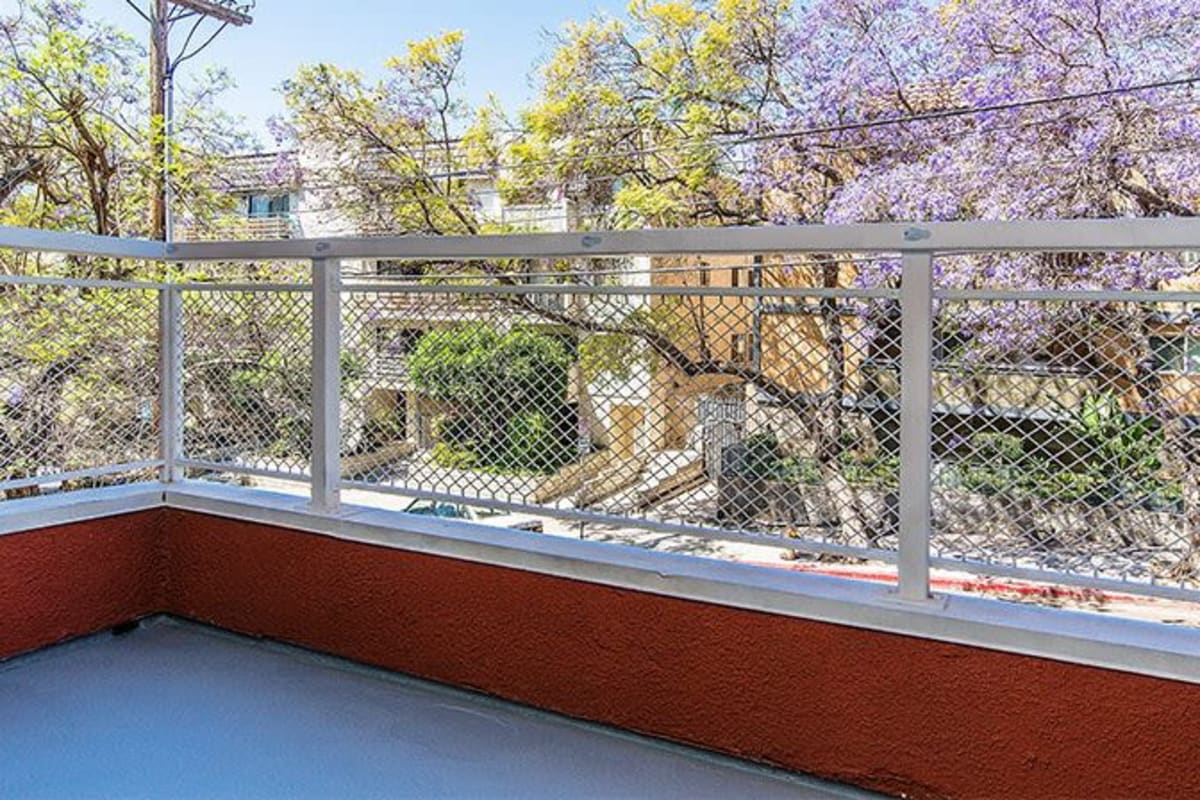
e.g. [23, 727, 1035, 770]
[282, 138, 1200, 226]
[489, 74, 1200, 173]
[736, 75, 1200, 146]
[245, 81, 1200, 193]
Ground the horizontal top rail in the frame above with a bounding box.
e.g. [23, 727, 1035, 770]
[0, 225, 163, 260]
[0, 275, 314, 293]
[0, 276, 1190, 302]
[174, 282, 313, 293]
[1, 275, 1193, 302]
[4, 218, 1200, 263]
[165, 218, 1200, 261]
[0, 274, 164, 291]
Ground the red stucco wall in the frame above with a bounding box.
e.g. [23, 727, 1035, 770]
[159, 510, 1200, 800]
[4, 507, 1200, 798]
[0, 511, 163, 660]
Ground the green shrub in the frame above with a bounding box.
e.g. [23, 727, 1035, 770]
[971, 432, 1024, 462]
[953, 393, 1181, 508]
[728, 430, 892, 487]
[410, 325, 576, 474]
[777, 456, 823, 484]
[431, 441, 478, 469]
[504, 409, 574, 472]
[840, 451, 899, 489]
[741, 432, 784, 479]
[432, 414, 474, 447]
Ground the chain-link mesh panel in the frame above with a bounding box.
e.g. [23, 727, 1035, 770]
[0, 283, 160, 497]
[340, 259, 901, 555]
[931, 293, 1200, 590]
[181, 288, 312, 477]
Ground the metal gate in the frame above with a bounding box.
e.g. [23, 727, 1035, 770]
[698, 395, 746, 480]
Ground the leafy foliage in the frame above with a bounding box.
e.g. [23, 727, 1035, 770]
[953, 393, 1181, 507]
[280, 31, 503, 236]
[409, 325, 576, 473]
[725, 429, 893, 487]
[0, 285, 159, 485]
[0, 0, 246, 251]
[511, 0, 797, 227]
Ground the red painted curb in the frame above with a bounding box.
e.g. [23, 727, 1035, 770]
[747, 560, 1143, 603]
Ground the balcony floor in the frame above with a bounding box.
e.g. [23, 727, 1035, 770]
[0, 617, 867, 799]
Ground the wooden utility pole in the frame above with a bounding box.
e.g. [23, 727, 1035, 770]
[142, 0, 254, 241]
[149, 0, 169, 241]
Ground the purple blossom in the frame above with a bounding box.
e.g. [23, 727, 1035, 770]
[6, 385, 25, 407]
[731, 0, 1200, 358]
[46, 1, 84, 29]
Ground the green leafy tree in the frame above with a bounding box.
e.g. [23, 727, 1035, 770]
[281, 31, 504, 236]
[0, 1, 251, 493]
[509, 0, 797, 228]
[407, 325, 575, 473]
[0, 285, 160, 495]
[0, 0, 247, 265]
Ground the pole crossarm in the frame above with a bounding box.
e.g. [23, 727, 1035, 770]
[167, 0, 253, 26]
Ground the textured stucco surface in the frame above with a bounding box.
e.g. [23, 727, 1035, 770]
[4, 507, 1200, 799]
[160, 510, 1200, 800]
[0, 510, 162, 660]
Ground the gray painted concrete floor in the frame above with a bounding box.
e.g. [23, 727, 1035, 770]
[0, 617, 871, 799]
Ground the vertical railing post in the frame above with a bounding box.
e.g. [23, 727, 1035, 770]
[158, 284, 182, 483]
[311, 257, 342, 513]
[896, 249, 935, 603]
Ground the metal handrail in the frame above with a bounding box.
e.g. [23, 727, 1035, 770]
[2, 218, 1200, 607]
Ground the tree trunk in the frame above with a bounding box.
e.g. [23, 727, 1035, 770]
[814, 256, 846, 464]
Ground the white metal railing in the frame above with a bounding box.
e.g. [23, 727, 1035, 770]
[3, 219, 1200, 606]
[498, 202, 571, 233]
[175, 214, 299, 242]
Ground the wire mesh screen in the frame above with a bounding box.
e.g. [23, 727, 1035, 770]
[339, 257, 901, 556]
[0, 282, 160, 497]
[180, 287, 313, 478]
[929, 290, 1200, 591]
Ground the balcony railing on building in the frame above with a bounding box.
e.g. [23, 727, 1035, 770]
[496, 201, 572, 233]
[175, 213, 298, 242]
[2, 219, 1200, 609]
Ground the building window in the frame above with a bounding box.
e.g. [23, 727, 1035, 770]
[1151, 335, 1200, 375]
[246, 193, 291, 218]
